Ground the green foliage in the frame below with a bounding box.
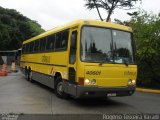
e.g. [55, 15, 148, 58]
[129, 10, 160, 88]
[84, 0, 141, 21]
[0, 6, 45, 50]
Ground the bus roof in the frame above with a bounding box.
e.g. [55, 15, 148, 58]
[23, 19, 132, 44]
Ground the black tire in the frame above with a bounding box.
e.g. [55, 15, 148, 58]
[28, 68, 34, 83]
[25, 67, 29, 80]
[55, 77, 68, 99]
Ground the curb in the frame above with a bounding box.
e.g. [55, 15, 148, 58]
[136, 88, 160, 94]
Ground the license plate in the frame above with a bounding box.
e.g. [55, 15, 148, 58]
[107, 93, 117, 97]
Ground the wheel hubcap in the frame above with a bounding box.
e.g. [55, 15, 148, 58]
[29, 72, 32, 80]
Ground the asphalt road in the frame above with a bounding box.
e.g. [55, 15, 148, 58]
[0, 67, 160, 115]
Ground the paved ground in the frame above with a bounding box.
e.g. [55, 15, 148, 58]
[0, 66, 160, 115]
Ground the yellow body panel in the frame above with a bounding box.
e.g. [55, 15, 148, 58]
[84, 65, 137, 87]
[20, 51, 68, 79]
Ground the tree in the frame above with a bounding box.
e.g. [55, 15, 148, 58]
[114, 10, 160, 88]
[0, 6, 45, 50]
[129, 10, 160, 88]
[84, 0, 141, 21]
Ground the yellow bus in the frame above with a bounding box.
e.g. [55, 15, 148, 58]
[20, 20, 137, 98]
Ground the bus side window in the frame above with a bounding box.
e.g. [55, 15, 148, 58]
[61, 30, 69, 49]
[55, 30, 69, 51]
[40, 38, 47, 52]
[26, 43, 30, 53]
[69, 31, 77, 64]
[34, 40, 40, 52]
[46, 34, 55, 51]
[22, 44, 26, 53]
[29, 42, 34, 53]
[55, 33, 62, 50]
[25, 44, 27, 53]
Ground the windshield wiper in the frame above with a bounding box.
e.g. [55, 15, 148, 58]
[123, 59, 129, 66]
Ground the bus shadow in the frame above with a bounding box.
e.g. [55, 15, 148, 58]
[31, 80, 130, 108]
[31, 80, 55, 93]
[70, 97, 127, 107]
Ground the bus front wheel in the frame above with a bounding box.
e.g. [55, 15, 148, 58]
[55, 77, 68, 99]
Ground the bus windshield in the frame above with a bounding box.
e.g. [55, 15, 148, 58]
[81, 26, 134, 64]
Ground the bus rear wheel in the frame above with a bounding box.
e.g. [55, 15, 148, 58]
[28, 71, 34, 83]
[25, 67, 28, 80]
[55, 77, 68, 99]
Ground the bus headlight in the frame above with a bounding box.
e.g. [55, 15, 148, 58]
[132, 80, 136, 85]
[91, 79, 96, 85]
[84, 79, 90, 85]
[128, 79, 136, 85]
[128, 79, 132, 85]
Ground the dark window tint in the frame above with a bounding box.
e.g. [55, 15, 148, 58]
[29, 42, 34, 53]
[40, 38, 47, 51]
[62, 31, 69, 49]
[34, 40, 40, 52]
[26, 43, 30, 53]
[55, 30, 69, 50]
[69, 31, 77, 64]
[55, 33, 61, 50]
[46, 34, 55, 51]
[22, 44, 26, 53]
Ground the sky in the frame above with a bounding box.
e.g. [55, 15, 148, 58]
[0, 0, 160, 30]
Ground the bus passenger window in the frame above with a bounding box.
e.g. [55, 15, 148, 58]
[61, 31, 69, 49]
[55, 30, 69, 51]
[26, 43, 30, 53]
[40, 38, 47, 51]
[34, 40, 40, 52]
[46, 34, 55, 51]
[22, 44, 26, 53]
[29, 42, 34, 53]
[69, 31, 77, 64]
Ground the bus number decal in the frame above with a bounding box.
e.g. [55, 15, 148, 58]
[41, 56, 50, 63]
[86, 71, 101, 75]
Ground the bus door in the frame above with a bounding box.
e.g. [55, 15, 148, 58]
[67, 29, 78, 96]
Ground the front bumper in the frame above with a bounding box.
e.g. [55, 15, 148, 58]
[76, 85, 135, 98]
[64, 82, 136, 98]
